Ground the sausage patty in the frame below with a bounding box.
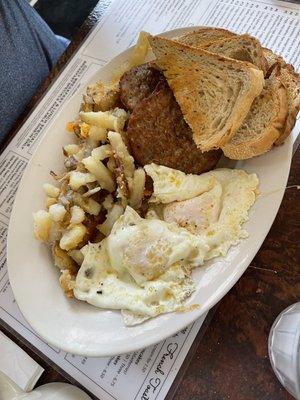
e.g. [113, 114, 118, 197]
[127, 84, 221, 175]
[119, 63, 165, 111]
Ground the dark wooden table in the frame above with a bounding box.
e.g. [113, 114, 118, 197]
[1, 2, 299, 399]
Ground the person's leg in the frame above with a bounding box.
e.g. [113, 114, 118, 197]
[0, 0, 67, 144]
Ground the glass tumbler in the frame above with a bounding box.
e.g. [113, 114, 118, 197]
[268, 302, 300, 399]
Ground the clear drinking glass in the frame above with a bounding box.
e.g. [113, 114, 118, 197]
[268, 302, 300, 399]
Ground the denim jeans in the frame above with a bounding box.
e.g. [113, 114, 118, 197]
[0, 0, 67, 145]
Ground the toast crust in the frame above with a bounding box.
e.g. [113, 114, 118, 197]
[177, 30, 267, 75]
[263, 49, 300, 145]
[222, 72, 288, 159]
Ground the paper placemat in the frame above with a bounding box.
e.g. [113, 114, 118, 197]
[0, 0, 299, 398]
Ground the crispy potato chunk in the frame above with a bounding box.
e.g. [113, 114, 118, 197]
[45, 197, 57, 209]
[70, 205, 85, 224]
[69, 171, 97, 191]
[80, 108, 127, 132]
[59, 269, 76, 298]
[82, 156, 115, 192]
[84, 81, 120, 112]
[68, 249, 84, 266]
[60, 223, 87, 250]
[43, 183, 59, 198]
[49, 204, 66, 222]
[129, 168, 146, 209]
[33, 210, 52, 242]
[97, 203, 124, 236]
[52, 244, 78, 274]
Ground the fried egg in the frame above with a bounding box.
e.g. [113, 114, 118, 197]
[74, 239, 195, 324]
[74, 164, 259, 326]
[146, 164, 259, 260]
[107, 207, 207, 284]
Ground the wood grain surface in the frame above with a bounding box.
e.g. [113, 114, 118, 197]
[1, 2, 299, 399]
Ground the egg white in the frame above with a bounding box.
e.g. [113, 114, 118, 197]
[73, 165, 259, 325]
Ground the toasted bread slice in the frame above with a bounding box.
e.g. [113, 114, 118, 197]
[177, 30, 267, 74]
[222, 69, 288, 159]
[176, 27, 237, 48]
[149, 35, 264, 152]
[204, 35, 268, 74]
[263, 49, 300, 145]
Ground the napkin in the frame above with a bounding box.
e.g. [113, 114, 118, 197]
[0, 331, 44, 391]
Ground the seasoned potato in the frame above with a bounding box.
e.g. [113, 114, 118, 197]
[52, 243, 78, 274]
[33, 210, 52, 242]
[97, 203, 124, 236]
[43, 183, 59, 198]
[82, 156, 115, 192]
[60, 223, 87, 251]
[129, 168, 146, 209]
[80, 108, 127, 132]
[49, 204, 66, 222]
[59, 269, 76, 298]
[68, 249, 84, 266]
[63, 144, 81, 156]
[84, 81, 119, 112]
[70, 205, 85, 224]
[69, 171, 97, 191]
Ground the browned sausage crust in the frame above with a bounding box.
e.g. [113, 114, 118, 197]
[127, 84, 221, 175]
[119, 62, 165, 111]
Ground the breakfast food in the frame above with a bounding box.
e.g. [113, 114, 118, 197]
[127, 76, 221, 174]
[149, 35, 265, 151]
[119, 62, 164, 111]
[173, 28, 299, 157]
[73, 166, 259, 326]
[33, 27, 299, 326]
[222, 68, 288, 159]
[176, 29, 268, 74]
[262, 49, 300, 145]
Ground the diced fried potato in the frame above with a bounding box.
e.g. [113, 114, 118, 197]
[83, 198, 101, 215]
[92, 144, 113, 160]
[102, 194, 114, 210]
[82, 156, 115, 192]
[84, 81, 119, 112]
[45, 197, 57, 209]
[60, 223, 87, 251]
[52, 244, 78, 274]
[79, 108, 127, 132]
[108, 131, 135, 178]
[69, 171, 97, 191]
[74, 148, 86, 162]
[68, 249, 84, 266]
[33, 210, 52, 242]
[63, 144, 80, 156]
[80, 122, 90, 138]
[43, 183, 60, 198]
[80, 111, 115, 130]
[49, 203, 66, 222]
[59, 269, 76, 298]
[73, 193, 101, 216]
[97, 204, 123, 236]
[129, 168, 146, 209]
[70, 205, 85, 224]
[89, 126, 107, 142]
[49, 221, 63, 242]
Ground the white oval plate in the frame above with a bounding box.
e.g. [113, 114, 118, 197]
[7, 28, 292, 357]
